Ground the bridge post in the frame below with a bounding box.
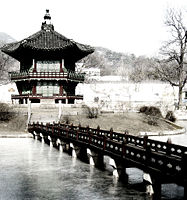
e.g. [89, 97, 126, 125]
[110, 128, 113, 140]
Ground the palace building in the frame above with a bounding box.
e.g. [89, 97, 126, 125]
[1, 10, 94, 104]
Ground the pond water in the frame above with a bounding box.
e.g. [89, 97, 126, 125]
[150, 120, 187, 146]
[0, 134, 185, 199]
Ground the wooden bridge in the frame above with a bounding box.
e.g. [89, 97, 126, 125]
[28, 122, 187, 200]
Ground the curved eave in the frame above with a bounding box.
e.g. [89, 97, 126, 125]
[1, 43, 94, 62]
[1, 42, 22, 60]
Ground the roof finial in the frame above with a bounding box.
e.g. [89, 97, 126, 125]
[44, 9, 51, 24]
[41, 9, 54, 31]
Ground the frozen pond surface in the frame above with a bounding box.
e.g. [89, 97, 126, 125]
[150, 120, 187, 146]
[0, 135, 184, 200]
[0, 138, 146, 200]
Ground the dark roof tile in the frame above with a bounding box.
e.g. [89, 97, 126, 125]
[1, 26, 94, 61]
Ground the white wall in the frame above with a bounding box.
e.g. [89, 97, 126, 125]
[0, 82, 18, 103]
[76, 81, 180, 114]
[0, 81, 185, 115]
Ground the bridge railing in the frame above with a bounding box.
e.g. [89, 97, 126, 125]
[28, 122, 187, 180]
[29, 122, 187, 159]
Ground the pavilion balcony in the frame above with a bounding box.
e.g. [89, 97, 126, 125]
[9, 71, 85, 82]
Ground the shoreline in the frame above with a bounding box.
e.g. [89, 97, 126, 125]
[0, 131, 32, 138]
[0, 120, 185, 138]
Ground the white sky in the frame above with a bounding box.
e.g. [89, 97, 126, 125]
[1, 0, 187, 57]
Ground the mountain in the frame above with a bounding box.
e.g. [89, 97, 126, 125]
[79, 46, 156, 81]
[0, 33, 18, 84]
[0, 32, 16, 45]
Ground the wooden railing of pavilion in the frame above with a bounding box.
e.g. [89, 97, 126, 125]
[9, 71, 85, 82]
[11, 94, 83, 100]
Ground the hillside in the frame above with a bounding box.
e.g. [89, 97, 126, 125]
[0, 32, 19, 84]
[0, 32, 15, 44]
[79, 46, 157, 81]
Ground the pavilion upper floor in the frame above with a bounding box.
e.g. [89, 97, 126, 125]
[9, 59, 85, 83]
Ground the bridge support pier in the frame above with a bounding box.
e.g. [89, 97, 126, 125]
[109, 158, 128, 182]
[143, 173, 154, 197]
[87, 150, 104, 170]
[87, 148, 95, 166]
[39, 133, 45, 143]
[109, 158, 119, 178]
[77, 147, 89, 163]
[33, 131, 40, 140]
[116, 167, 128, 183]
[48, 136, 53, 147]
[143, 173, 161, 200]
[70, 143, 77, 158]
[152, 177, 161, 200]
[56, 139, 64, 152]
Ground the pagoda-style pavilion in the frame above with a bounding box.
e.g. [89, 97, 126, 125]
[1, 10, 94, 104]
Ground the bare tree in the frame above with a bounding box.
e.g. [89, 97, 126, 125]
[157, 8, 187, 108]
[129, 56, 156, 82]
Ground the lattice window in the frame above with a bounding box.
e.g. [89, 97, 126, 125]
[37, 61, 60, 72]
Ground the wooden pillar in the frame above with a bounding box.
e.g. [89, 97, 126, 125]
[58, 100, 62, 120]
[19, 89, 22, 95]
[33, 59, 37, 72]
[60, 59, 64, 72]
[59, 84, 63, 96]
[32, 85, 36, 95]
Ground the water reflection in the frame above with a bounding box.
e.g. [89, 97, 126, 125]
[0, 138, 183, 200]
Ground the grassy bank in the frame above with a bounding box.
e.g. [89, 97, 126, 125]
[0, 114, 27, 133]
[60, 112, 177, 135]
[0, 103, 178, 136]
[0, 103, 27, 134]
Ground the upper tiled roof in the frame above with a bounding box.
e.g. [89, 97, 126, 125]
[1, 10, 94, 62]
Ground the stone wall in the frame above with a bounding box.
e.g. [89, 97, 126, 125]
[76, 81, 182, 115]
